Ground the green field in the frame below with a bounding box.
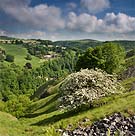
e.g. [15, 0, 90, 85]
[0, 44, 45, 68]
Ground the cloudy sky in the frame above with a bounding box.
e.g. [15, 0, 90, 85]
[0, 0, 135, 41]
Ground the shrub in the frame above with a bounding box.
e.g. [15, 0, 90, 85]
[24, 62, 32, 69]
[5, 95, 31, 118]
[26, 54, 32, 60]
[59, 69, 124, 110]
[5, 54, 14, 62]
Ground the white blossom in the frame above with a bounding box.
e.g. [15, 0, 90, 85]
[59, 69, 124, 110]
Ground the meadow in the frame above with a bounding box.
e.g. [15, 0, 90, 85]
[0, 44, 45, 68]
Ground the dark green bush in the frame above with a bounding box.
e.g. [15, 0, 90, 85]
[5, 54, 14, 62]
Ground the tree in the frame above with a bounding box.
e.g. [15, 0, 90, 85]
[76, 43, 125, 74]
[5, 54, 14, 62]
[26, 54, 32, 60]
[59, 69, 124, 110]
[24, 62, 32, 69]
[15, 40, 23, 44]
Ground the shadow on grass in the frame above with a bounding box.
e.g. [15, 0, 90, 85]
[31, 109, 80, 126]
[36, 94, 59, 111]
[30, 80, 55, 100]
[25, 94, 59, 118]
[31, 105, 91, 126]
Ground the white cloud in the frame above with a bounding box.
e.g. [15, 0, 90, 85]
[103, 13, 135, 33]
[0, 0, 65, 31]
[81, 0, 110, 13]
[67, 12, 135, 34]
[67, 12, 101, 32]
[0, 30, 7, 36]
[0, 0, 135, 41]
[11, 31, 46, 39]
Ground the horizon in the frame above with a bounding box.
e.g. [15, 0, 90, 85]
[0, 0, 135, 41]
[1, 35, 135, 42]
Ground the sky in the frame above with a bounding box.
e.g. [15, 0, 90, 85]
[0, 0, 135, 41]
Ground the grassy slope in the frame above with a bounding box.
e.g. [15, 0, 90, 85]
[20, 90, 135, 136]
[0, 90, 135, 136]
[0, 44, 44, 68]
[0, 51, 135, 136]
[126, 55, 135, 67]
[0, 111, 25, 136]
[18, 50, 135, 135]
[121, 49, 135, 90]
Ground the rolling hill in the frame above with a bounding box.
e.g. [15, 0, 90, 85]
[1, 50, 135, 136]
[1, 80, 135, 136]
[0, 40, 135, 136]
[54, 39, 135, 50]
[54, 39, 101, 50]
[0, 44, 44, 68]
[0, 36, 16, 40]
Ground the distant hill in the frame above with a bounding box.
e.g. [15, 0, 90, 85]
[54, 39, 101, 50]
[54, 39, 135, 50]
[0, 44, 43, 68]
[106, 40, 135, 50]
[1, 36, 134, 50]
[0, 36, 16, 40]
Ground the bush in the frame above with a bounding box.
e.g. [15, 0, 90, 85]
[5, 54, 14, 62]
[59, 69, 124, 110]
[5, 95, 31, 118]
[26, 54, 32, 60]
[24, 62, 32, 69]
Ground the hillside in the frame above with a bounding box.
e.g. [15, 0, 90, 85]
[0, 36, 16, 40]
[1, 0, 135, 135]
[54, 39, 135, 50]
[1, 82, 135, 135]
[0, 44, 44, 68]
[121, 49, 135, 91]
[0, 42, 135, 136]
[54, 39, 101, 50]
[0, 111, 24, 136]
[111, 40, 135, 50]
[1, 53, 135, 136]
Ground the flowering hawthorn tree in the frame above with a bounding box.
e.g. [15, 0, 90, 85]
[59, 68, 124, 110]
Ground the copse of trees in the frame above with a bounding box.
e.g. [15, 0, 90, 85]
[36, 39, 53, 45]
[75, 43, 126, 74]
[23, 43, 65, 58]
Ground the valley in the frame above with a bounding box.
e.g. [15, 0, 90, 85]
[0, 36, 135, 136]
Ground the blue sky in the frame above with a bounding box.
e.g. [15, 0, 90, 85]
[0, 0, 135, 41]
